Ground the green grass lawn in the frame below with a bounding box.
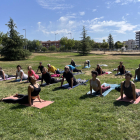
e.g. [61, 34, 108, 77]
[0, 52, 140, 140]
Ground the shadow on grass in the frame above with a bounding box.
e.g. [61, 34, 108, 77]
[113, 101, 131, 106]
[52, 87, 66, 91]
[10, 104, 28, 109]
[79, 94, 98, 99]
[112, 54, 140, 56]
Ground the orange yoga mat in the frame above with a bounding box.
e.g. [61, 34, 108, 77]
[3, 96, 54, 109]
[116, 89, 140, 104]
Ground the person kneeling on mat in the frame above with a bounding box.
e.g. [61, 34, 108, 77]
[36, 62, 44, 74]
[28, 66, 42, 82]
[95, 64, 105, 75]
[47, 64, 61, 74]
[120, 73, 140, 103]
[61, 66, 78, 90]
[117, 61, 126, 75]
[41, 67, 62, 85]
[0, 67, 15, 80]
[90, 71, 110, 96]
[70, 59, 76, 67]
[2, 76, 41, 106]
[67, 65, 82, 73]
[15, 65, 28, 82]
[84, 60, 90, 67]
[134, 64, 140, 81]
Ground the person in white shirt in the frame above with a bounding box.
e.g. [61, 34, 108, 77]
[15, 65, 28, 82]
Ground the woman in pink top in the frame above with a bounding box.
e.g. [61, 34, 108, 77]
[28, 66, 41, 81]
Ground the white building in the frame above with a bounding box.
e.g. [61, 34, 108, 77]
[123, 39, 136, 49]
[135, 31, 140, 48]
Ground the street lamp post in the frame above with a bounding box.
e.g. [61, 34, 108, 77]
[68, 33, 72, 52]
[23, 29, 26, 49]
[55, 33, 58, 51]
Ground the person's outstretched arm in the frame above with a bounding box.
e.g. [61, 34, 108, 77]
[41, 74, 43, 85]
[37, 95, 41, 102]
[2, 71, 5, 80]
[132, 83, 136, 101]
[117, 66, 119, 74]
[61, 77, 64, 87]
[36, 68, 39, 74]
[100, 68, 102, 74]
[98, 80, 102, 96]
[70, 78, 73, 89]
[134, 71, 136, 79]
[28, 85, 32, 106]
[120, 82, 123, 99]
[123, 66, 125, 74]
[20, 72, 23, 82]
[15, 72, 17, 80]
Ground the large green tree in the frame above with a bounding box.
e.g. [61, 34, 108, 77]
[107, 34, 114, 50]
[79, 26, 91, 55]
[1, 18, 31, 60]
[114, 41, 124, 49]
[101, 39, 109, 54]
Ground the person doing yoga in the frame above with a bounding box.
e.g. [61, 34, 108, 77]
[67, 65, 82, 73]
[15, 65, 28, 82]
[84, 60, 90, 67]
[95, 64, 105, 75]
[41, 67, 62, 85]
[134, 64, 140, 80]
[70, 59, 76, 67]
[2, 76, 41, 106]
[0, 67, 15, 80]
[28, 66, 41, 81]
[47, 64, 61, 74]
[36, 62, 44, 73]
[90, 71, 110, 96]
[61, 66, 77, 90]
[117, 62, 126, 75]
[120, 73, 140, 102]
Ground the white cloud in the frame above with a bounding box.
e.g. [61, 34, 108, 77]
[92, 9, 97, 12]
[79, 12, 85, 16]
[138, 12, 140, 14]
[37, 0, 73, 10]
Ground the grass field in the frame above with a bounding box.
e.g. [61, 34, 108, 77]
[0, 52, 140, 140]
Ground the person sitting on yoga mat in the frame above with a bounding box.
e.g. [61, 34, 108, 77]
[61, 66, 78, 90]
[117, 61, 126, 75]
[95, 64, 105, 75]
[36, 62, 44, 73]
[2, 76, 41, 106]
[134, 64, 140, 80]
[67, 65, 82, 73]
[28, 66, 41, 82]
[70, 59, 76, 67]
[84, 60, 90, 67]
[15, 65, 28, 82]
[0, 67, 15, 80]
[90, 71, 110, 96]
[47, 64, 61, 74]
[120, 73, 140, 102]
[41, 67, 62, 85]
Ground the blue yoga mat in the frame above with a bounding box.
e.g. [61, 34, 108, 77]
[133, 76, 140, 82]
[13, 79, 27, 82]
[83, 65, 91, 69]
[62, 79, 89, 89]
[87, 83, 119, 97]
[75, 65, 81, 67]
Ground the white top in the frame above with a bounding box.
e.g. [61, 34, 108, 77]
[16, 69, 28, 79]
[90, 78, 99, 88]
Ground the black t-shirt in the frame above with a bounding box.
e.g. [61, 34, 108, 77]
[63, 71, 77, 86]
[42, 72, 51, 84]
[38, 65, 44, 73]
[71, 61, 76, 67]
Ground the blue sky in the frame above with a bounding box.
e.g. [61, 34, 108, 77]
[0, 0, 140, 42]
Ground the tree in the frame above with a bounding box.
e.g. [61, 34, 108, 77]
[107, 34, 114, 50]
[60, 37, 68, 50]
[1, 18, 31, 60]
[79, 26, 91, 55]
[101, 39, 109, 54]
[49, 45, 56, 51]
[114, 41, 124, 49]
[125, 45, 128, 50]
[94, 43, 100, 49]
[73, 40, 81, 50]
[41, 47, 47, 52]
[67, 39, 75, 51]
[87, 36, 95, 49]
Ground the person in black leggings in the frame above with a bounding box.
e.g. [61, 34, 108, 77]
[117, 61, 126, 75]
[41, 67, 62, 85]
[2, 76, 41, 106]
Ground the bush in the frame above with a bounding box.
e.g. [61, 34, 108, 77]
[49, 45, 56, 51]
[59, 46, 65, 52]
[41, 47, 47, 52]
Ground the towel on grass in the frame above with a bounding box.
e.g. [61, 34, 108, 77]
[51, 74, 60, 77]
[87, 83, 119, 96]
[99, 64, 108, 67]
[98, 71, 112, 76]
[0, 77, 15, 81]
[83, 65, 91, 69]
[2, 96, 54, 109]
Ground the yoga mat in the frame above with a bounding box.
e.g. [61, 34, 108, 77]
[75, 65, 81, 67]
[100, 64, 108, 67]
[0, 77, 15, 81]
[3, 96, 54, 109]
[133, 76, 140, 82]
[51, 74, 60, 77]
[83, 65, 91, 69]
[98, 71, 112, 76]
[73, 72, 85, 76]
[115, 71, 130, 76]
[116, 89, 140, 104]
[13, 79, 27, 82]
[62, 79, 89, 89]
[87, 83, 119, 96]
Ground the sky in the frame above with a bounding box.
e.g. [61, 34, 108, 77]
[0, 0, 140, 42]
